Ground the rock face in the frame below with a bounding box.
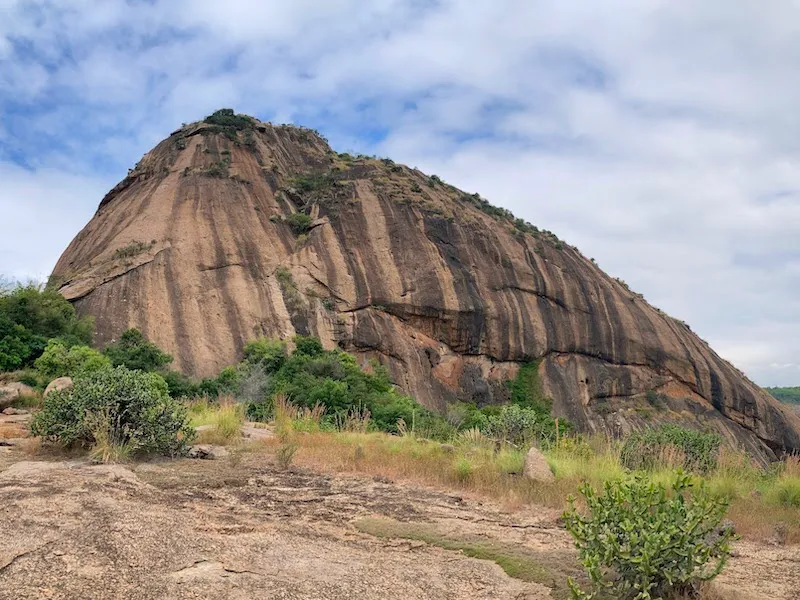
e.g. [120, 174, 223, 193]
[51, 113, 800, 460]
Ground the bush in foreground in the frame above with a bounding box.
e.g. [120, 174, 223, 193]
[563, 471, 734, 600]
[30, 366, 194, 458]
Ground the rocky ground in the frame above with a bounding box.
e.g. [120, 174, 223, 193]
[0, 414, 798, 600]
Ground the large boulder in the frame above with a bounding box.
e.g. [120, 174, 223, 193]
[0, 382, 37, 409]
[523, 447, 555, 484]
[44, 377, 73, 397]
[49, 113, 800, 460]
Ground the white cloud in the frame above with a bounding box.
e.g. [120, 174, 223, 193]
[0, 0, 799, 385]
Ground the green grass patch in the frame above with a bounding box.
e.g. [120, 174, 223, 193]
[354, 517, 583, 598]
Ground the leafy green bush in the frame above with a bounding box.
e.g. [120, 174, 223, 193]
[30, 366, 194, 456]
[243, 338, 288, 372]
[290, 173, 336, 193]
[563, 472, 734, 600]
[34, 340, 110, 380]
[482, 404, 541, 447]
[232, 336, 444, 435]
[0, 283, 93, 372]
[621, 424, 722, 473]
[103, 329, 173, 372]
[286, 212, 313, 235]
[203, 108, 254, 140]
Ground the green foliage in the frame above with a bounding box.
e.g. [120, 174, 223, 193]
[621, 425, 722, 473]
[0, 283, 93, 372]
[201, 159, 230, 178]
[290, 173, 337, 193]
[103, 329, 174, 373]
[160, 370, 200, 399]
[30, 366, 194, 456]
[483, 404, 542, 447]
[34, 340, 110, 380]
[294, 335, 324, 357]
[230, 336, 443, 435]
[563, 472, 734, 600]
[453, 457, 474, 481]
[505, 362, 571, 444]
[113, 240, 153, 260]
[286, 212, 313, 235]
[243, 338, 288, 372]
[767, 386, 800, 405]
[203, 108, 254, 140]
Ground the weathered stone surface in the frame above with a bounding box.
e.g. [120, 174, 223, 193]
[2, 407, 29, 415]
[50, 117, 800, 461]
[44, 376, 73, 397]
[241, 424, 274, 441]
[523, 447, 555, 484]
[0, 382, 36, 409]
[188, 445, 229, 460]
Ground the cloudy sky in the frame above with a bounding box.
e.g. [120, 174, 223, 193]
[1, 0, 798, 386]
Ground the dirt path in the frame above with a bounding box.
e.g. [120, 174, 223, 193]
[0, 447, 797, 599]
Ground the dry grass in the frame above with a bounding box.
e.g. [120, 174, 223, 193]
[259, 429, 800, 543]
[189, 396, 245, 445]
[85, 409, 134, 463]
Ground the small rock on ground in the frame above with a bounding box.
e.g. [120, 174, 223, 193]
[188, 445, 230, 460]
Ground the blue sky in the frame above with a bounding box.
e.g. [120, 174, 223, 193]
[1, 0, 799, 386]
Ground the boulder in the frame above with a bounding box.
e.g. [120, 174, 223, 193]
[188, 445, 229, 460]
[45, 377, 73, 397]
[523, 447, 554, 484]
[0, 382, 36, 409]
[2, 407, 29, 415]
[241, 424, 274, 441]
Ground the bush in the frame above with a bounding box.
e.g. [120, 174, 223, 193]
[30, 366, 194, 457]
[103, 329, 173, 372]
[483, 404, 540, 447]
[286, 212, 313, 235]
[621, 425, 722, 473]
[34, 340, 110, 380]
[563, 472, 734, 600]
[0, 283, 93, 371]
[243, 338, 287, 372]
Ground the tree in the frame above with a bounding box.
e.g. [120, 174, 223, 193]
[0, 283, 93, 371]
[103, 328, 173, 372]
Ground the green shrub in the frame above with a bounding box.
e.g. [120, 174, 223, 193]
[290, 173, 336, 193]
[103, 328, 173, 372]
[34, 340, 110, 380]
[453, 457, 473, 482]
[243, 338, 288, 372]
[482, 404, 541, 447]
[0, 283, 93, 371]
[286, 212, 313, 235]
[563, 472, 734, 600]
[768, 477, 800, 508]
[30, 366, 194, 456]
[621, 425, 722, 473]
[160, 369, 200, 399]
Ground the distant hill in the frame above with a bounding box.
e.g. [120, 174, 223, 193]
[766, 387, 800, 405]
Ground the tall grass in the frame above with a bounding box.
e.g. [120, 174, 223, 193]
[188, 396, 245, 445]
[257, 426, 800, 543]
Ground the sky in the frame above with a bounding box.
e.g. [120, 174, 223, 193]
[0, 0, 798, 386]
